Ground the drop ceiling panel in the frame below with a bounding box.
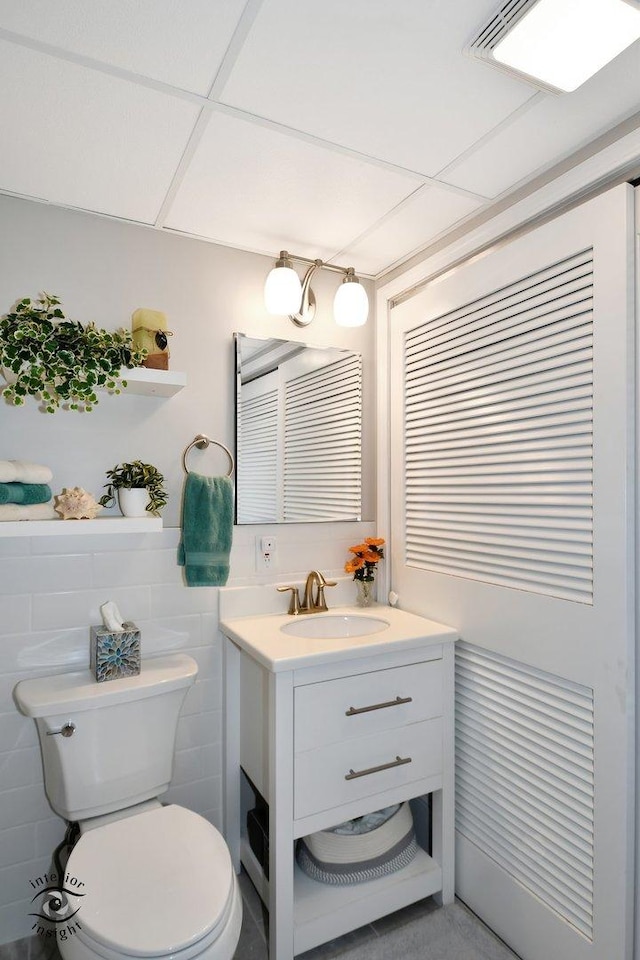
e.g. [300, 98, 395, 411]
[446, 42, 640, 198]
[220, 0, 536, 178]
[164, 111, 422, 261]
[339, 184, 484, 276]
[0, 41, 200, 223]
[0, 0, 247, 94]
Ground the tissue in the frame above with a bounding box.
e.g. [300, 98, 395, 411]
[100, 600, 125, 632]
[90, 601, 141, 683]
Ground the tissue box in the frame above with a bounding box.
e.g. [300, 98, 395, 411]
[90, 624, 141, 683]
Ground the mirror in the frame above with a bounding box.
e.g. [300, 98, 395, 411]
[235, 333, 362, 523]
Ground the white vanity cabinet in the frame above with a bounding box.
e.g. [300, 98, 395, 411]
[221, 605, 457, 960]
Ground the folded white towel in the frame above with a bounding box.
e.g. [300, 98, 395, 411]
[0, 460, 54, 483]
[0, 503, 58, 521]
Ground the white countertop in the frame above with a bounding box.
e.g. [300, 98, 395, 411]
[219, 604, 458, 672]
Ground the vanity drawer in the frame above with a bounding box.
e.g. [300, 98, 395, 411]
[294, 658, 442, 753]
[294, 716, 442, 820]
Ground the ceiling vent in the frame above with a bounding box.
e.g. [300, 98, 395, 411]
[465, 0, 560, 92]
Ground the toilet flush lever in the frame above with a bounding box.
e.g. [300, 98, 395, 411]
[47, 722, 76, 738]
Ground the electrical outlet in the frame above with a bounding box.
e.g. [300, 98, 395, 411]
[256, 535, 277, 572]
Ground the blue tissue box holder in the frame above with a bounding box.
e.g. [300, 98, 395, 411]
[90, 624, 141, 683]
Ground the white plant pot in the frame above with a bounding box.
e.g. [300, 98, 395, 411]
[118, 487, 151, 518]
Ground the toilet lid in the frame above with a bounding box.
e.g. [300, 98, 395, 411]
[66, 805, 234, 956]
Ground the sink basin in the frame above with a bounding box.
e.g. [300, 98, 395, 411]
[280, 614, 390, 640]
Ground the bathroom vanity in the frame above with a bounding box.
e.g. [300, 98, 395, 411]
[221, 601, 457, 960]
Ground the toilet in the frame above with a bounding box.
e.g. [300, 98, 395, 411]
[14, 653, 242, 960]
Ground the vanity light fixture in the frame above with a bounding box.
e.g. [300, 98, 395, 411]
[264, 251, 369, 327]
[469, 0, 640, 93]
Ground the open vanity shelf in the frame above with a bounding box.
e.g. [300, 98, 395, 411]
[221, 603, 457, 960]
[240, 820, 442, 955]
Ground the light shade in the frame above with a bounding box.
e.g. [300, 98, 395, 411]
[334, 276, 369, 328]
[493, 0, 640, 92]
[264, 254, 302, 315]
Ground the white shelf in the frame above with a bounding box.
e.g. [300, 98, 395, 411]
[293, 846, 441, 955]
[241, 832, 442, 955]
[120, 367, 186, 397]
[0, 516, 162, 537]
[0, 367, 186, 398]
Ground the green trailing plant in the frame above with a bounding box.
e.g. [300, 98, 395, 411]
[0, 293, 146, 413]
[99, 461, 168, 517]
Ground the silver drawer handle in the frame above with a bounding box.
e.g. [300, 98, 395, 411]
[345, 755, 412, 781]
[345, 695, 412, 716]
[46, 722, 76, 738]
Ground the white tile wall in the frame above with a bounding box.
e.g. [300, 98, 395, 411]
[0, 518, 373, 944]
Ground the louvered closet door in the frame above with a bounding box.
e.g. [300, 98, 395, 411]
[283, 354, 361, 520]
[389, 184, 635, 960]
[237, 385, 278, 522]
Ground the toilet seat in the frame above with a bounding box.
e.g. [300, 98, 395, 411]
[65, 805, 235, 958]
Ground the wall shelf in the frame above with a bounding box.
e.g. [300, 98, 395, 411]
[0, 367, 186, 398]
[121, 368, 186, 397]
[0, 517, 162, 537]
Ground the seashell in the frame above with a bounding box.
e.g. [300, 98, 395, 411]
[54, 486, 102, 520]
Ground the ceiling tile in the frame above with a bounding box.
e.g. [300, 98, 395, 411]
[339, 184, 484, 276]
[445, 41, 640, 198]
[0, 41, 200, 223]
[164, 110, 422, 260]
[0, 0, 247, 95]
[219, 0, 535, 178]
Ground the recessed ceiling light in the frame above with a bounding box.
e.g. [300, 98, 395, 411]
[492, 0, 640, 92]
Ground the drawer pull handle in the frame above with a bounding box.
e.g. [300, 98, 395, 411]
[345, 695, 412, 716]
[345, 755, 412, 781]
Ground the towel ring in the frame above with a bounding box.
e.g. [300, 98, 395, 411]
[182, 434, 234, 477]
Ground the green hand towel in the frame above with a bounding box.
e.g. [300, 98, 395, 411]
[0, 482, 52, 505]
[177, 473, 233, 587]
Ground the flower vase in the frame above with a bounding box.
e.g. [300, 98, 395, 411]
[356, 579, 374, 607]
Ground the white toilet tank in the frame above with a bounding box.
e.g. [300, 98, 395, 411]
[15, 653, 197, 821]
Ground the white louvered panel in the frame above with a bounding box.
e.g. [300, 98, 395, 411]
[283, 355, 361, 521]
[405, 250, 593, 353]
[455, 641, 594, 939]
[403, 249, 593, 602]
[237, 388, 278, 523]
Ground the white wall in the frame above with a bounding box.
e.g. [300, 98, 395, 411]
[0, 194, 376, 944]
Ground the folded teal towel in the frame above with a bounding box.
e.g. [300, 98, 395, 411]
[177, 473, 233, 587]
[0, 482, 52, 505]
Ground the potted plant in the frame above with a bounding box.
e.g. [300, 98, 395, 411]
[99, 461, 167, 517]
[0, 293, 146, 412]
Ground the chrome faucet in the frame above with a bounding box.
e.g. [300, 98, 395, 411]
[277, 570, 337, 615]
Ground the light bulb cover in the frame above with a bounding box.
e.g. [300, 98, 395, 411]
[264, 252, 303, 315]
[334, 274, 369, 328]
[493, 0, 640, 92]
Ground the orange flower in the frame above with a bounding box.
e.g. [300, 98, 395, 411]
[362, 550, 381, 563]
[348, 544, 368, 555]
[345, 557, 365, 573]
[365, 537, 385, 547]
